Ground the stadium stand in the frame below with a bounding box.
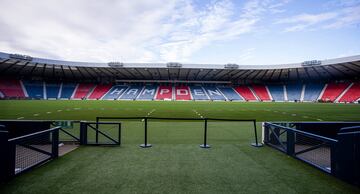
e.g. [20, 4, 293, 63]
[189, 86, 209, 100]
[102, 85, 128, 100]
[73, 83, 95, 99]
[88, 84, 112, 99]
[320, 83, 350, 102]
[203, 86, 227, 100]
[303, 83, 324, 101]
[60, 83, 76, 99]
[338, 82, 360, 102]
[23, 81, 44, 99]
[46, 83, 61, 99]
[234, 86, 257, 101]
[251, 85, 271, 101]
[218, 87, 243, 101]
[119, 85, 144, 100]
[155, 86, 173, 100]
[286, 84, 303, 101]
[0, 79, 26, 98]
[137, 85, 157, 100]
[268, 85, 285, 101]
[175, 86, 192, 100]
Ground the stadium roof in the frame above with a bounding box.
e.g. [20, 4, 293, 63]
[0, 51, 359, 83]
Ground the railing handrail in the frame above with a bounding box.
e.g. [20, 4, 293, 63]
[96, 116, 256, 122]
[264, 122, 338, 143]
[8, 126, 61, 142]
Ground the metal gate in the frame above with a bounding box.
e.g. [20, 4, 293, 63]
[80, 121, 121, 146]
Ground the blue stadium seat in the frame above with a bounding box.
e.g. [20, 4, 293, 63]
[137, 85, 157, 100]
[303, 83, 324, 101]
[46, 83, 60, 99]
[218, 87, 243, 101]
[102, 85, 128, 100]
[286, 84, 302, 101]
[203, 86, 226, 100]
[23, 81, 44, 99]
[189, 86, 209, 100]
[60, 83, 76, 99]
[119, 85, 144, 100]
[268, 85, 284, 101]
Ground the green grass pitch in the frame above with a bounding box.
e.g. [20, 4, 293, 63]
[0, 100, 359, 194]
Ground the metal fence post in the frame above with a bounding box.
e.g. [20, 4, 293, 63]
[251, 120, 263, 147]
[200, 118, 210, 148]
[80, 121, 87, 145]
[286, 130, 295, 155]
[52, 128, 59, 158]
[140, 118, 152, 148]
[0, 128, 15, 181]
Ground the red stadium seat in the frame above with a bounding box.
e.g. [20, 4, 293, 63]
[175, 86, 191, 100]
[321, 83, 350, 102]
[251, 85, 271, 101]
[0, 79, 26, 98]
[87, 84, 112, 99]
[156, 86, 172, 100]
[73, 83, 95, 99]
[338, 82, 360, 102]
[234, 86, 257, 101]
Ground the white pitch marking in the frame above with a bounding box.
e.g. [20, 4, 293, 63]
[34, 114, 39, 116]
[57, 110, 62, 112]
[317, 119, 323, 121]
[291, 114, 297, 116]
[17, 117, 24, 120]
[47, 112, 51, 114]
[302, 116, 309, 118]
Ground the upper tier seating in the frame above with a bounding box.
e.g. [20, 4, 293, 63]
[0, 79, 25, 98]
[137, 85, 157, 100]
[46, 83, 60, 99]
[218, 87, 243, 101]
[286, 84, 302, 101]
[88, 84, 112, 99]
[303, 83, 324, 101]
[189, 86, 209, 100]
[234, 86, 256, 101]
[119, 85, 144, 100]
[268, 85, 285, 101]
[338, 82, 360, 102]
[175, 86, 191, 100]
[102, 85, 128, 100]
[73, 83, 95, 99]
[23, 81, 44, 99]
[155, 86, 173, 100]
[203, 86, 226, 100]
[321, 83, 350, 102]
[60, 83, 76, 99]
[251, 85, 271, 101]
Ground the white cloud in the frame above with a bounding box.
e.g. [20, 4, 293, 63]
[276, 3, 360, 32]
[0, 0, 291, 63]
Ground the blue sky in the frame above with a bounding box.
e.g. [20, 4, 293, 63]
[0, 0, 359, 65]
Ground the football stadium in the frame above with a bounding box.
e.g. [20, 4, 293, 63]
[0, 1, 360, 194]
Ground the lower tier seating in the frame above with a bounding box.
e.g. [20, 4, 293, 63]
[251, 85, 271, 101]
[88, 84, 112, 99]
[321, 83, 350, 102]
[268, 85, 285, 101]
[23, 81, 44, 99]
[234, 86, 257, 101]
[2, 79, 358, 103]
[303, 83, 324, 101]
[286, 84, 302, 101]
[0, 79, 26, 98]
[338, 82, 360, 102]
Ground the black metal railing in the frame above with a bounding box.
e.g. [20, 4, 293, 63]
[80, 121, 121, 146]
[96, 117, 262, 148]
[264, 122, 338, 173]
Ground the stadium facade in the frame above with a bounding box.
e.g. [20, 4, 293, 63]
[0, 52, 359, 102]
